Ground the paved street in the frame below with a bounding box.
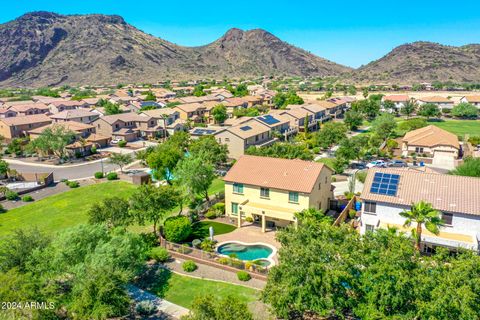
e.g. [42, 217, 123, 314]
[6, 158, 135, 181]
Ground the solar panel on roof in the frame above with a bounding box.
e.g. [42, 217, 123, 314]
[370, 172, 400, 196]
[240, 126, 252, 131]
[257, 115, 280, 125]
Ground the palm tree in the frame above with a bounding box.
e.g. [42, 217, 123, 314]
[400, 201, 443, 251]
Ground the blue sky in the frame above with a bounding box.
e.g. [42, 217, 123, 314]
[2, 0, 480, 68]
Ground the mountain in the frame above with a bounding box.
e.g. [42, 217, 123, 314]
[352, 42, 480, 83]
[0, 12, 351, 87]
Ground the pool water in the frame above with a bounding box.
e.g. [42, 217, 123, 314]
[217, 243, 273, 261]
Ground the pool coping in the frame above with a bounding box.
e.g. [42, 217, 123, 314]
[215, 240, 277, 267]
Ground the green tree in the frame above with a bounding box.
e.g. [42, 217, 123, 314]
[211, 104, 228, 124]
[371, 113, 397, 139]
[97, 98, 122, 115]
[418, 103, 440, 119]
[0, 160, 9, 177]
[183, 295, 253, 320]
[130, 184, 180, 235]
[400, 100, 417, 118]
[450, 157, 480, 177]
[88, 197, 133, 229]
[28, 125, 75, 159]
[344, 110, 364, 130]
[400, 201, 443, 251]
[147, 143, 184, 184]
[382, 99, 395, 112]
[352, 99, 380, 120]
[144, 90, 156, 101]
[193, 84, 207, 97]
[362, 87, 369, 98]
[314, 122, 348, 149]
[189, 135, 228, 165]
[232, 83, 249, 97]
[245, 142, 313, 160]
[108, 153, 133, 173]
[451, 102, 478, 118]
[175, 156, 215, 202]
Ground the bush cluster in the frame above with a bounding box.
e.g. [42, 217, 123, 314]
[106, 172, 118, 180]
[94, 171, 104, 179]
[22, 195, 34, 202]
[237, 271, 251, 281]
[163, 216, 192, 243]
[182, 260, 197, 272]
[118, 140, 127, 148]
[149, 247, 170, 263]
[5, 190, 19, 201]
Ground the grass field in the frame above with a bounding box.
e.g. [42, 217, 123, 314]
[208, 178, 225, 195]
[148, 268, 259, 309]
[0, 181, 137, 236]
[189, 221, 236, 240]
[428, 120, 480, 137]
[316, 157, 335, 170]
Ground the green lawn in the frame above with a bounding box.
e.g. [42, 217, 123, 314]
[428, 119, 480, 137]
[146, 268, 259, 309]
[189, 221, 236, 240]
[316, 157, 335, 170]
[0, 181, 136, 236]
[208, 178, 225, 195]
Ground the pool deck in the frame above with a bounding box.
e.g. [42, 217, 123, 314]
[214, 222, 280, 264]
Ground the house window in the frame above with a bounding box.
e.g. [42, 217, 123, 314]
[415, 147, 424, 154]
[231, 202, 238, 215]
[288, 192, 299, 203]
[260, 188, 270, 198]
[364, 201, 377, 214]
[365, 224, 375, 233]
[233, 183, 244, 194]
[318, 182, 321, 190]
[442, 213, 453, 226]
[225, 138, 230, 142]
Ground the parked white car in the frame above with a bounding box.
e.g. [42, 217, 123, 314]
[111, 138, 122, 144]
[366, 160, 387, 168]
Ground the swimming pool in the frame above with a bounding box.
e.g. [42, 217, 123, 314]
[216, 241, 276, 265]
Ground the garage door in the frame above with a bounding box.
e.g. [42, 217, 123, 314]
[432, 151, 456, 169]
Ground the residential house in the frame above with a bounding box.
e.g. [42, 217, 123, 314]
[243, 95, 264, 107]
[210, 88, 234, 100]
[224, 155, 333, 231]
[50, 109, 100, 124]
[325, 99, 349, 118]
[255, 114, 291, 136]
[140, 108, 184, 137]
[382, 95, 410, 112]
[271, 108, 316, 132]
[460, 95, 480, 107]
[360, 168, 480, 252]
[402, 125, 460, 169]
[93, 113, 158, 142]
[0, 114, 52, 141]
[416, 96, 454, 110]
[189, 126, 226, 140]
[0, 107, 18, 118]
[288, 103, 329, 123]
[7, 103, 50, 116]
[48, 101, 89, 114]
[28, 121, 95, 140]
[214, 118, 274, 159]
[174, 103, 206, 122]
[177, 95, 220, 104]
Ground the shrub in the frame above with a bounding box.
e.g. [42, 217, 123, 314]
[312, 147, 321, 154]
[356, 171, 368, 183]
[205, 210, 217, 219]
[163, 216, 192, 243]
[218, 257, 229, 265]
[211, 202, 225, 215]
[192, 239, 202, 248]
[182, 260, 197, 272]
[5, 190, 19, 201]
[91, 146, 97, 154]
[245, 216, 253, 223]
[67, 181, 80, 188]
[200, 239, 215, 252]
[22, 195, 34, 202]
[230, 258, 244, 269]
[139, 232, 159, 248]
[348, 209, 357, 219]
[118, 140, 127, 147]
[237, 271, 251, 281]
[106, 172, 118, 180]
[0, 204, 6, 213]
[149, 247, 170, 263]
[245, 261, 253, 270]
[136, 300, 156, 316]
[94, 171, 104, 179]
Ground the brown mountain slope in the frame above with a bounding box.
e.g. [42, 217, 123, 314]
[0, 12, 351, 87]
[352, 42, 480, 83]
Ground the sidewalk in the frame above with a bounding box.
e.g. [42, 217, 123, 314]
[127, 285, 189, 319]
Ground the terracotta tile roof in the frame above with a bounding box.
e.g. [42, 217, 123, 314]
[9, 103, 49, 113]
[224, 155, 329, 193]
[223, 97, 247, 107]
[383, 95, 409, 102]
[313, 100, 337, 109]
[462, 95, 480, 103]
[100, 113, 152, 124]
[174, 103, 206, 113]
[178, 95, 220, 104]
[418, 96, 452, 103]
[4, 100, 36, 107]
[1, 114, 51, 126]
[86, 133, 110, 142]
[28, 121, 94, 134]
[403, 125, 459, 149]
[361, 168, 480, 216]
[140, 108, 178, 118]
[274, 108, 314, 119]
[50, 100, 88, 107]
[50, 109, 98, 120]
[226, 119, 270, 139]
[289, 103, 327, 114]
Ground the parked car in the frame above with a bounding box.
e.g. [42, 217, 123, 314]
[388, 160, 408, 168]
[111, 138, 121, 144]
[350, 162, 367, 170]
[366, 160, 387, 168]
